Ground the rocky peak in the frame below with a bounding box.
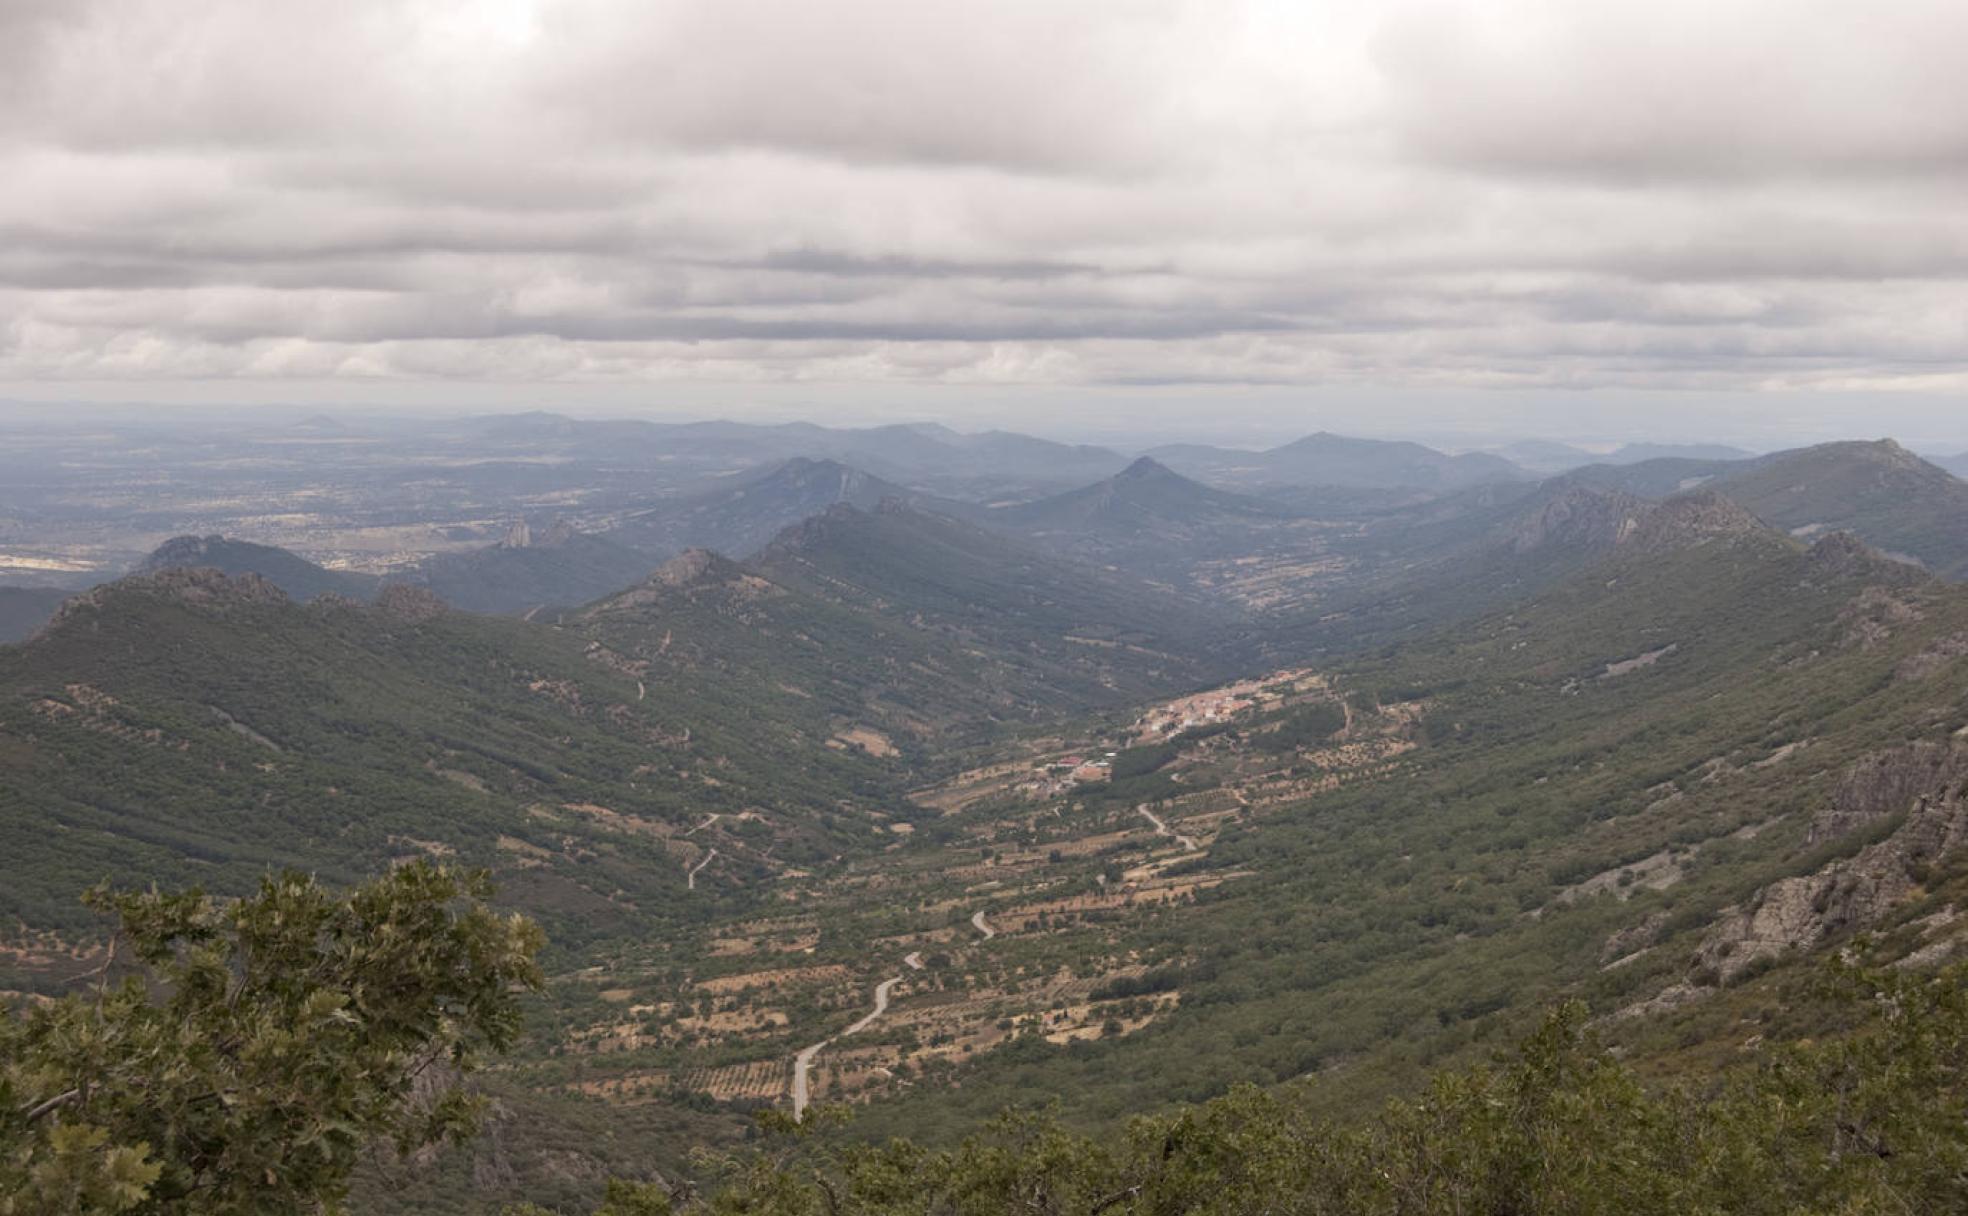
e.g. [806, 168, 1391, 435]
[374, 583, 447, 622]
[1860, 437, 1923, 470]
[1816, 742, 1968, 844]
[1509, 480, 1652, 554]
[648, 548, 743, 587]
[47, 568, 289, 632]
[759, 503, 870, 558]
[1803, 530, 1926, 585]
[1113, 456, 1188, 487]
[138, 534, 228, 569]
[872, 496, 925, 519]
[1623, 490, 1773, 555]
[1698, 741, 1968, 983]
[499, 518, 579, 550]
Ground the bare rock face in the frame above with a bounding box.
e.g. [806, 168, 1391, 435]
[1803, 531, 1897, 582]
[1837, 585, 1926, 651]
[648, 548, 739, 587]
[1623, 490, 1774, 556]
[374, 583, 448, 622]
[1814, 742, 1968, 843]
[50, 568, 289, 631]
[1897, 631, 1968, 682]
[1696, 742, 1968, 983]
[580, 548, 771, 617]
[1508, 482, 1651, 555]
[498, 517, 578, 549]
[1599, 910, 1669, 965]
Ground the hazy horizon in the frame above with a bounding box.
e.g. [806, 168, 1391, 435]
[2, 386, 1963, 457]
[3, 0, 1964, 451]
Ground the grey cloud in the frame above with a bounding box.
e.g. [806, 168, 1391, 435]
[1376, 0, 1968, 182]
[0, 0, 1965, 402]
[747, 250, 1113, 281]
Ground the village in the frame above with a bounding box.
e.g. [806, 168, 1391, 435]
[537, 663, 1427, 1122]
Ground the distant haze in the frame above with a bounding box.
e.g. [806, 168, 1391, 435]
[1, 1, 1965, 443]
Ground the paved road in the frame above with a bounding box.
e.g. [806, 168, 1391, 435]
[971, 909, 996, 939]
[1137, 806, 1199, 852]
[792, 975, 903, 1120]
[686, 847, 719, 890]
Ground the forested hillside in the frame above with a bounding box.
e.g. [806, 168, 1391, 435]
[8, 456, 1968, 1214]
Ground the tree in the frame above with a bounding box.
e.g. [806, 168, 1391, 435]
[0, 862, 543, 1215]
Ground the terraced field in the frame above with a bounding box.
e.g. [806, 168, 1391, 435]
[518, 668, 1403, 1121]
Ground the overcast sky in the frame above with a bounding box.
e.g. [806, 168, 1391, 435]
[2, 0, 1965, 446]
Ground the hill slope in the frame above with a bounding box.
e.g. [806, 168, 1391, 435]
[837, 506, 1968, 1142]
[0, 586, 71, 643]
[1574, 440, 1968, 576]
[135, 534, 382, 601]
[989, 457, 1337, 593]
[0, 571, 905, 944]
[1703, 439, 1968, 575]
[412, 520, 653, 615]
[1148, 432, 1527, 493]
[577, 503, 1232, 754]
[606, 458, 930, 559]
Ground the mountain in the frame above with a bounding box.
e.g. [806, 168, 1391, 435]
[605, 458, 932, 559]
[577, 502, 1230, 751]
[1147, 432, 1529, 493]
[0, 586, 71, 643]
[0, 567, 905, 944]
[1489, 439, 1600, 475]
[1605, 441, 1758, 464]
[1701, 440, 1968, 575]
[997, 456, 1287, 537]
[19, 438, 1968, 1209]
[1492, 441, 1759, 478]
[135, 535, 382, 602]
[1568, 454, 1756, 498]
[1940, 451, 1968, 478]
[1570, 440, 1968, 576]
[757, 499, 1230, 671]
[989, 457, 1334, 594]
[750, 492, 1968, 1150]
[455, 414, 1129, 499]
[411, 519, 653, 616]
[1257, 479, 1662, 651]
[825, 425, 1129, 488]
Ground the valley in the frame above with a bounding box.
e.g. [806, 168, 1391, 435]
[5, 417, 1968, 1212]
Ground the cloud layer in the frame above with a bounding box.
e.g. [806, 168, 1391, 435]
[3, 0, 1966, 395]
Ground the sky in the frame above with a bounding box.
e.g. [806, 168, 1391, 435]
[2, 0, 1965, 447]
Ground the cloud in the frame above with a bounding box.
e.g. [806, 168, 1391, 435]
[1376, 0, 1968, 182]
[0, 0, 1963, 402]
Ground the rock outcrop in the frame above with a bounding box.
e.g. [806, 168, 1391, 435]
[1696, 742, 1968, 982]
[1506, 481, 1652, 555]
[374, 583, 448, 622]
[1623, 490, 1776, 556]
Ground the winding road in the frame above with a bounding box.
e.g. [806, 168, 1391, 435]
[1137, 806, 1199, 852]
[686, 847, 719, 890]
[789, 894, 1004, 1118]
[792, 975, 903, 1120]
